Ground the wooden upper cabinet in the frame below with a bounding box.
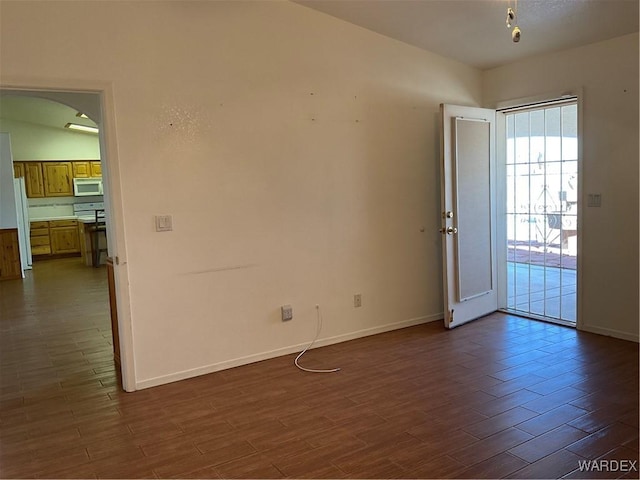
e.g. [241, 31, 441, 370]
[13, 162, 24, 179]
[20, 161, 101, 198]
[90, 161, 102, 177]
[72, 161, 101, 179]
[42, 162, 73, 197]
[72, 161, 91, 178]
[24, 162, 45, 198]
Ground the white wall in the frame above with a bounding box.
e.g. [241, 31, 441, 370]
[0, 118, 100, 160]
[0, 1, 483, 387]
[484, 33, 639, 342]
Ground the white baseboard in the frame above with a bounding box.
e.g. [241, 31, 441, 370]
[578, 323, 639, 343]
[135, 313, 443, 390]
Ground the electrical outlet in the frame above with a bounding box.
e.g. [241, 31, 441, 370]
[587, 193, 602, 207]
[354, 294, 362, 308]
[281, 304, 293, 321]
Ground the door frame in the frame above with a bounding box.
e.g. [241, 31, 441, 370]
[493, 89, 584, 330]
[0, 76, 136, 391]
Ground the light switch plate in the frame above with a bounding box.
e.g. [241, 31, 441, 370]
[155, 215, 173, 232]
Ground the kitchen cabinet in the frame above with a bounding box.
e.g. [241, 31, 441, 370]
[71, 161, 101, 179]
[72, 161, 91, 178]
[24, 162, 45, 198]
[90, 161, 102, 177]
[13, 162, 24, 178]
[42, 162, 73, 197]
[50, 220, 80, 254]
[30, 220, 80, 257]
[18, 161, 102, 198]
[0, 229, 22, 281]
[30, 221, 51, 256]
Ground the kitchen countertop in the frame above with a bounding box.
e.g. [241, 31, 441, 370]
[30, 215, 100, 223]
[30, 215, 78, 222]
[77, 216, 100, 223]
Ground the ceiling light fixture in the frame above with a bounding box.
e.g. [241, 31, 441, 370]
[65, 122, 99, 134]
[512, 25, 521, 43]
[506, 0, 521, 43]
[506, 7, 515, 28]
[76, 112, 89, 119]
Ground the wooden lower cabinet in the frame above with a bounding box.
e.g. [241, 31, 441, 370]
[30, 221, 51, 256]
[50, 220, 80, 254]
[0, 229, 22, 281]
[30, 220, 81, 257]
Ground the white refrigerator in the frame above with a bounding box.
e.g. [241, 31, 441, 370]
[14, 176, 32, 273]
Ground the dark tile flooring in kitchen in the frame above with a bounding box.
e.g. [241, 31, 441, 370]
[0, 258, 638, 479]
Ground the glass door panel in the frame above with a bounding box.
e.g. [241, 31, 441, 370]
[505, 101, 578, 325]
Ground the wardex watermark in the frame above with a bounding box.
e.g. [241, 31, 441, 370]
[578, 459, 638, 473]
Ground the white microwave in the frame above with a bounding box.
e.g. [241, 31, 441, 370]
[73, 177, 103, 196]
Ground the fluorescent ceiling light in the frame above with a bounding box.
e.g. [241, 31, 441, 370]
[76, 112, 89, 119]
[65, 122, 98, 134]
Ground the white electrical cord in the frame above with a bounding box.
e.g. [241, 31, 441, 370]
[294, 304, 340, 373]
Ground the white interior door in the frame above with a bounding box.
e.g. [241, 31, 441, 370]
[440, 104, 498, 328]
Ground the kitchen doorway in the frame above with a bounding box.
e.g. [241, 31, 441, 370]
[0, 86, 129, 389]
[500, 99, 579, 326]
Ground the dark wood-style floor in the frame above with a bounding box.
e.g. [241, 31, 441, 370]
[0, 258, 638, 479]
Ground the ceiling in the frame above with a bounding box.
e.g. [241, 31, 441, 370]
[0, 94, 98, 132]
[0, 2, 636, 125]
[295, 0, 639, 70]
